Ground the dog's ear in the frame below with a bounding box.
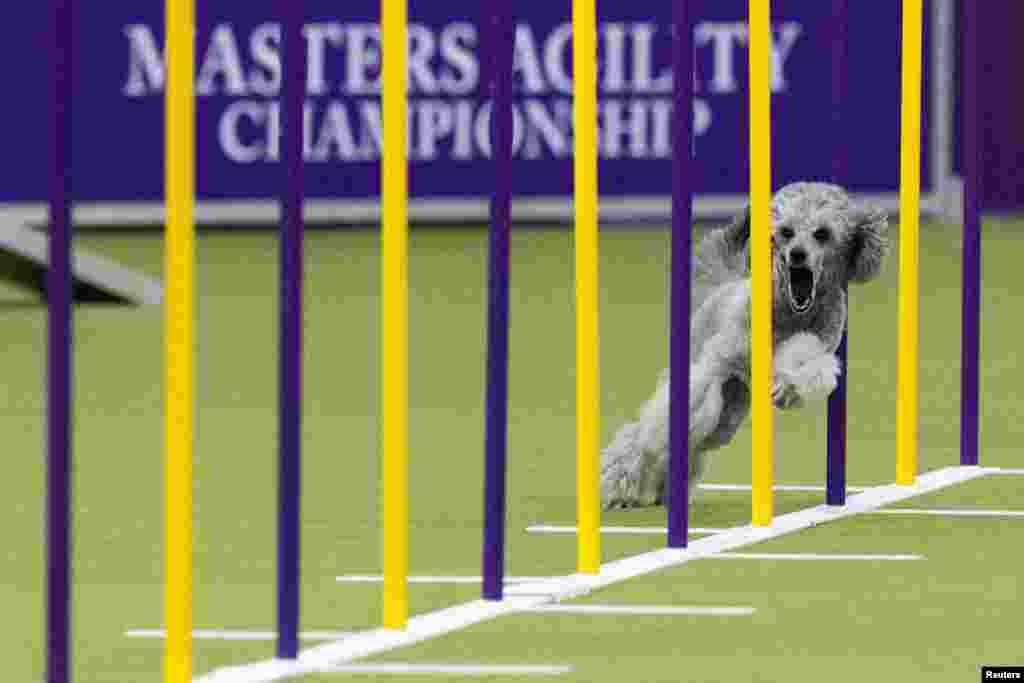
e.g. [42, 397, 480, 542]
[719, 204, 753, 275]
[724, 204, 752, 252]
[846, 204, 889, 283]
[694, 204, 753, 283]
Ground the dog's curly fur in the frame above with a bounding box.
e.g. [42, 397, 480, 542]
[601, 182, 889, 509]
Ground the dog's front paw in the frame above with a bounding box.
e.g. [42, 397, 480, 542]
[790, 353, 841, 403]
[772, 373, 803, 409]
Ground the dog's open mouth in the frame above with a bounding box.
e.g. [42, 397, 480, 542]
[787, 266, 816, 313]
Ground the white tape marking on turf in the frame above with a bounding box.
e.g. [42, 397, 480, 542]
[195, 466, 997, 683]
[698, 483, 869, 493]
[525, 604, 754, 617]
[705, 553, 923, 561]
[984, 468, 1024, 476]
[871, 508, 1024, 518]
[335, 576, 551, 585]
[322, 664, 572, 676]
[125, 630, 352, 641]
[525, 525, 728, 535]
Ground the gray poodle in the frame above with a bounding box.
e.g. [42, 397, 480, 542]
[601, 182, 889, 509]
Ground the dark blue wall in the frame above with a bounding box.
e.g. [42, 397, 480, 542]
[957, 1, 1024, 210]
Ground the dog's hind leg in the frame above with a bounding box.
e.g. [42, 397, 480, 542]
[700, 376, 751, 452]
[600, 374, 671, 509]
[653, 373, 748, 504]
[599, 419, 662, 509]
[601, 359, 732, 509]
[677, 376, 750, 500]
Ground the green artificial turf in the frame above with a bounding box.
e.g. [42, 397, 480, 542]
[1, 218, 1021, 681]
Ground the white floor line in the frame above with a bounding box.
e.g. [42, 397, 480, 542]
[335, 576, 552, 585]
[196, 466, 996, 683]
[872, 508, 1024, 518]
[321, 664, 572, 676]
[697, 483, 871, 493]
[125, 630, 352, 642]
[985, 468, 1024, 476]
[704, 553, 923, 561]
[525, 604, 754, 617]
[526, 525, 728, 536]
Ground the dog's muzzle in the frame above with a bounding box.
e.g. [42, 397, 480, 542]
[787, 265, 816, 313]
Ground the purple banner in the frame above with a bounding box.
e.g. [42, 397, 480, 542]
[8, 0, 933, 207]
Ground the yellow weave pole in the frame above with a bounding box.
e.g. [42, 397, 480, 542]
[381, 0, 409, 628]
[897, 0, 923, 486]
[573, 0, 601, 575]
[164, 0, 195, 680]
[749, 0, 774, 527]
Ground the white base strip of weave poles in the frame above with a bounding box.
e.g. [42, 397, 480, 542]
[195, 466, 996, 683]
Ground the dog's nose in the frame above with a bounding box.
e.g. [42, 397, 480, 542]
[789, 247, 807, 266]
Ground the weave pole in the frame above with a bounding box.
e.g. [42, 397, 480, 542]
[667, 0, 694, 549]
[481, 2, 515, 601]
[897, 0, 923, 486]
[959, 0, 981, 466]
[164, 0, 196, 678]
[749, 0, 774, 527]
[381, 0, 410, 629]
[47, 2, 73, 682]
[277, 0, 305, 658]
[573, 0, 601, 574]
[826, 0, 848, 506]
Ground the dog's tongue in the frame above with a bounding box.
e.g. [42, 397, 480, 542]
[789, 267, 814, 309]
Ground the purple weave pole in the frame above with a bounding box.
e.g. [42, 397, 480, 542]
[481, 2, 514, 601]
[959, 0, 981, 466]
[277, 0, 305, 659]
[826, 0, 848, 506]
[47, 1, 74, 681]
[667, 0, 694, 549]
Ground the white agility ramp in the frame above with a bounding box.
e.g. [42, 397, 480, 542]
[0, 222, 162, 305]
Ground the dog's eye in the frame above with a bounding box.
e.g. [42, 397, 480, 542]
[779, 227, 794, 240]
[813, 227, 831, 243]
